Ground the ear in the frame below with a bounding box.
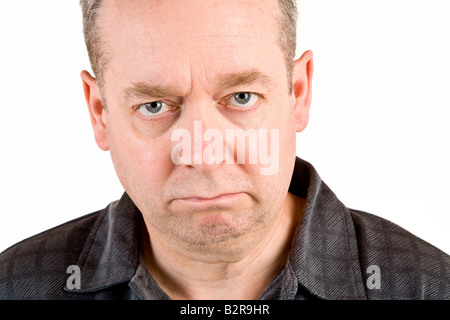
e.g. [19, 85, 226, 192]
[292, 50, 314, 132]
[81, 70, 109, 151]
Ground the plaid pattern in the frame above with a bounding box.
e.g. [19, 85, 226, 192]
[1, 157, 449, 299]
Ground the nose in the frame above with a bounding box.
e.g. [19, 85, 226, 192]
[170, 99, 232, 170]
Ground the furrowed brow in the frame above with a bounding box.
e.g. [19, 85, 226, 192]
[123, 70, 273, 101]
[123, 82, 180, 101]
[217, 70, 274, 90]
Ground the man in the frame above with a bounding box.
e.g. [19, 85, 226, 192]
[0, 0, 449, 300]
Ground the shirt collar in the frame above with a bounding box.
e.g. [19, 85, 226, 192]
[64, 192, 141, 293]
[65, 157, 367, 299]
[288, 157, 367, 299]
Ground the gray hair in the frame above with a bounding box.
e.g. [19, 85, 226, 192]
[80, 0, 298, 93]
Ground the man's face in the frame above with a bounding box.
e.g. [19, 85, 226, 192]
[92, 0, 302, 254]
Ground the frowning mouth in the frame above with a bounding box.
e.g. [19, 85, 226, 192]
[178, 193, 241, 202]
[171, 192, 245, 211]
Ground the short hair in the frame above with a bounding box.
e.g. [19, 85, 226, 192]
[80, 0, 298, 94]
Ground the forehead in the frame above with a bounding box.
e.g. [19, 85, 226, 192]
[100, 0, 284, 88]
[102, 0, 280, 41]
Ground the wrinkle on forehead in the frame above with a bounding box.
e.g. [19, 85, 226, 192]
[102, 0, 280, 53]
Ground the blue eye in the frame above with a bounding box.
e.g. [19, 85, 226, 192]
[228, 92, 259, 107]
[138, 101, 169, 116]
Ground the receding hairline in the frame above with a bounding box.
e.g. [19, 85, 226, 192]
[80, 0, 298, 96]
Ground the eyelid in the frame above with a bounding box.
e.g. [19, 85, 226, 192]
[133, 100, 167, 110]
[134, 100, 179, 119]
[230, 91, 264, 100]
[223, 92, 262, 109]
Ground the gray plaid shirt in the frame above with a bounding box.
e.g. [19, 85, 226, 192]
[1, 157, 449, 299]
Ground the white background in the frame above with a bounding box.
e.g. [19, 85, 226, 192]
[0, 1, 449, 254]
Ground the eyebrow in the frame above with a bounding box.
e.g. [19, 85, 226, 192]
[217, 70, 274, 90]
[123, 82, 180, 101]
[123, 69, 274, 101]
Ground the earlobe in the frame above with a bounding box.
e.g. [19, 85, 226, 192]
[292, 50, 314, 133]
[80, 70, 109, 151]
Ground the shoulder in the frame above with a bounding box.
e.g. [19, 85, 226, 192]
[0, 209, 103, 299]
[349, 209, 450, 299]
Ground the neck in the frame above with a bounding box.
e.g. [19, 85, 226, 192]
[141, 192, 305, 300]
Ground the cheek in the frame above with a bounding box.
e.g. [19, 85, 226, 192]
[257, 98, 297, 195]
[106, 116, 174, 197]
[242, 119, 296, 201]
[266, 97, 297, 160]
